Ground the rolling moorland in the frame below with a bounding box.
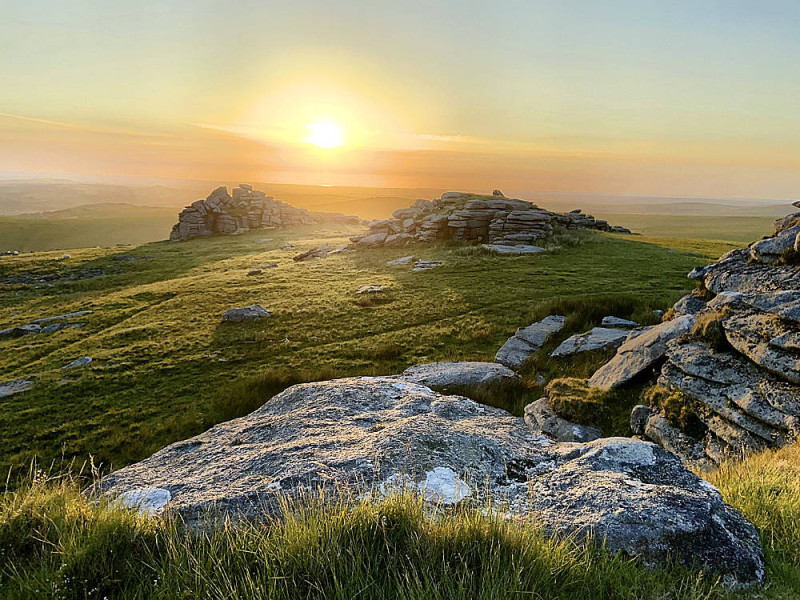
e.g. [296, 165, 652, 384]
[1, 193, 798, 598]
[0, 179, 782, 250]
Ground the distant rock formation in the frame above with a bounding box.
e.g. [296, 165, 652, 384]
[589, 206, 800, 469]
[169, 184, 361, 241]
[351, 191, 632, 248]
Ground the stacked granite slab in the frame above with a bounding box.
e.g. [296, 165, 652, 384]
[352, 191, 631, 248]
[170, 184, 360, 241]
[589, 206, 800, 468]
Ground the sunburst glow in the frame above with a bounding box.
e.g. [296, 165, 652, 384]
[304, 121, 344, 148]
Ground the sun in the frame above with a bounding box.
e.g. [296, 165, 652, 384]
[303, 121, 344, 148]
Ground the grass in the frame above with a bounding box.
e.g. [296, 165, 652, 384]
[0, 205, 177, 252]
[0, 226, 729, 474]
[0, 442, 798, 599]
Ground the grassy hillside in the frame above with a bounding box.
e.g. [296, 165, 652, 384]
[0, 226, 736, 473]
[0, 204, 176, 252]
[2, 226, 797, 598]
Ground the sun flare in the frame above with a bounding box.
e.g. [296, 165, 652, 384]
[303, 121, 344, 148]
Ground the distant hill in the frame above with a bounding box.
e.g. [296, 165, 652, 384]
[0, 203, 176, 252]
[0, 178, 792, 250]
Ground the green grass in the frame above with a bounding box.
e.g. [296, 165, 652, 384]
[0, 226, 722, 474]
[0, 204, 177, 252]
[1, 442, 798, 599]
[607, 214, 775, 243]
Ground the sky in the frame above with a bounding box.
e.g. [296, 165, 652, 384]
[2, 0, 800, 197]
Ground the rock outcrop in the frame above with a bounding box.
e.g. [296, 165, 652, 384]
[170, 184, 360, 241]
[496, 315, 566, 369]
[100, 377, 764, 584]
[590, 208, 800, 467]
[351, 192, 632, 249]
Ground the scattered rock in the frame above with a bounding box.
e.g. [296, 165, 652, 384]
[247, 269, 263, 276]
[100, 377, 764, 584]
[399, 361, 518, 390]
[551, 327, 629, 357]
[293, 244, 331, 262]
[0, 379, 34, 398]
[356, 285, 384, 295]
[0, 323, 41, 338]
[412, 260, 443, 272]
[524, 398, 602, 442]
[482, 244, 545, 255]
[222, 305, 271, 322]
[588, 315, 695, 389]
[496, 315, 566, 369]
[600, 316, 638, 328]
[63, 356, 92, 369]
[386, 255, 416, 266]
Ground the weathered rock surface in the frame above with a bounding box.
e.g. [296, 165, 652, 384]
[399, 361, 518, 391]
[63, 356, 92, 369]
[482, 244, 545, 255]
[588, 315, 695, 389]
[412, 260, 443, 272]
[100, 377, 764, 583]
[0, 379, 34, 398]
[386, 255, 416, 266]
[170, 184, 361, 241]
[222, 305, 271, 322]
[351, 192, 632, 249]
[551, 327, 629, 357]
[496, 315, 566, 369]
[592, 207, 800, 467]
[600, 316, 638, 328]
[524, 398, 602, 442]
[356, 285, 384, 295]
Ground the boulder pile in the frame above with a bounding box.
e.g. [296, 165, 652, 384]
[351, 191, 632, 248]
[170, 184, 361, 241]
[589, 209, 800, 469]
[100, 376, 764, 584]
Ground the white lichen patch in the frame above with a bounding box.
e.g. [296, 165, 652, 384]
[418, 467, 471, 504]
[116, 487, 171, 516]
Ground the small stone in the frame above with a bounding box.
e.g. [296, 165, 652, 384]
[412, 260, 443, 272]
[387, 255, 416, 267]
[601, 316, 639, 328]
[222, 305, 271, 322]
[0, 379, 34, 398]
[356, 285, 384, 294]
[62, 356, 92, 369]
[247, 269, 263, 276]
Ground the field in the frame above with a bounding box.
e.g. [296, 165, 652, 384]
[2, 224, 799, 598]
[0, 204, 176, 252]
[0, 226, 736, 474]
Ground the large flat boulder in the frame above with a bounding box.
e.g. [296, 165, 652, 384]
[399, 361, 518, 390]
[495, 315, 566, 369]
[100, 377, 764, 584]
[550, 327, 629, 357]
[588, 315, 695, 389]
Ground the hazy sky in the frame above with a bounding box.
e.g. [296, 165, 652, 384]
[2, 0, 800, 197]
